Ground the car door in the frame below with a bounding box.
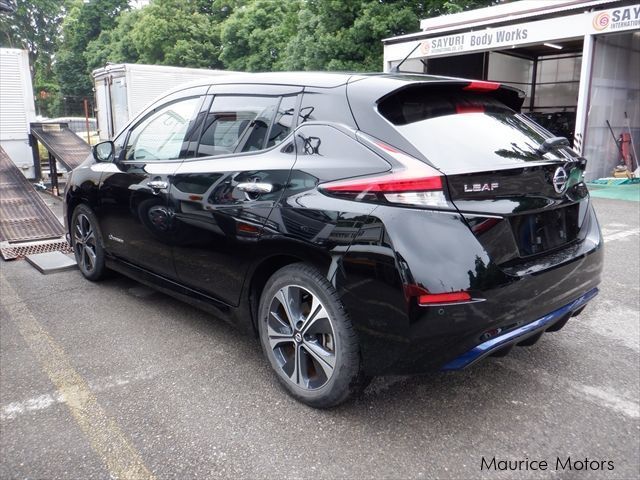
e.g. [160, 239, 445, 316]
[168, 86, 300, 306]
[97, 89, 207, 278]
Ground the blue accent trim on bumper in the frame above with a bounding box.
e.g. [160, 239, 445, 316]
[441, 287, 599, 371]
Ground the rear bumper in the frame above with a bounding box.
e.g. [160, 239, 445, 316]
[441, 287, 598, 370]
[337, 200, 603, 376]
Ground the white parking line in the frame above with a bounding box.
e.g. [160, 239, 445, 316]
[1, 369, 158, 421]
[0, 273, 155, 480]
[497, 359, 640, 419]
[603, 228, 640, 243]
[576, 384, 640, 419]
[1, 393, 62, 421]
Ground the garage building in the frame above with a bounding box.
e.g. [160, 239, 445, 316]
[383, 0, 639, 180]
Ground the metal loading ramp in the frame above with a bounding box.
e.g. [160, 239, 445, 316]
[0, 147, 68, 260]
[30, 122, 91, 171]
[30, 122, 91, 195]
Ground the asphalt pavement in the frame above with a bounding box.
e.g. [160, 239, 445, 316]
[1, 196, 639, 479]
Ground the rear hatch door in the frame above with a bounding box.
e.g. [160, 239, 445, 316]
[374, 82, 590, 265]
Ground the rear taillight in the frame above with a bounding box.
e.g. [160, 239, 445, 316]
[404, 284, 473, 305]
[463, 80, 500, 92]
[455, 105, 485, 114]
[418, 291, 471, 305]
[319, 138, 451, 209]
[324, 175, 442, 192]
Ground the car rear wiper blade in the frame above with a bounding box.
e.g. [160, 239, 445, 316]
[536, 136, 570, 155]
[390, 42, 422, 73]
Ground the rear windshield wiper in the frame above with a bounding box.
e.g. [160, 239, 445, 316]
[536, 136, 570, 155]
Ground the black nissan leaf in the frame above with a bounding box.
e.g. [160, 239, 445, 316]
[64, 73, 603, 407]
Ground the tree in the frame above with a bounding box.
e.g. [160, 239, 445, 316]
[69, 0, 501, 91]
[86, 0, 243, 72]
[0, 0, 67, 116]
[284, 0, 496, 72]
[129, 0, 225, 68]
[219, 0, 301, 72]
[84, 8, 143, 72]
[55, 0, 129, 114]
[0, 0, 65, 69]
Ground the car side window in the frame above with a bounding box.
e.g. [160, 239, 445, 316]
[298, 89, 356, 127]
[266, 95, 297, 148]
[123, 96, 201, 162]
[112, 130, 127, 161]
[196, 95, 281, 157]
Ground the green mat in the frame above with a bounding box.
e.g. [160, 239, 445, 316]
[589, 177, 640, 185]
[587, 182, 640, 202]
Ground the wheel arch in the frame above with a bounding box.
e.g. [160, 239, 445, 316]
[65, 192, 83, 232]
[65, 181, 101, 234]
[245, 251, 329, 336]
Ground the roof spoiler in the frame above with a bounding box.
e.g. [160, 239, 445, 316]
[376, 79, 526, 112]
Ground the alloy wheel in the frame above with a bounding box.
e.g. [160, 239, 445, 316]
[266, 285, 337, 390]
[73, 213, 97, 273]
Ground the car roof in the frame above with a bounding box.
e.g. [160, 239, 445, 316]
[166, 72, 469, 93]
[216, 71, 468, 87]
[213, 71, 362, 88]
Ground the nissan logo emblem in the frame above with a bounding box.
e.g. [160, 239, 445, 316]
[552, 167, 569, 193]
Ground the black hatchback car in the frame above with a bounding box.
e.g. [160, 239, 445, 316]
[64, 72, 603, 407]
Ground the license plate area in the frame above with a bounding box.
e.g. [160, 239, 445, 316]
[510, 204, 579, 257]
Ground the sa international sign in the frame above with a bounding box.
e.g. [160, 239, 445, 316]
[592, 4, 640, 31]
[396, 3, 640, 60]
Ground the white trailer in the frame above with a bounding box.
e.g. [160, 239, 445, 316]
[0, 48, 37, 178]
[92, 63, 235, 140]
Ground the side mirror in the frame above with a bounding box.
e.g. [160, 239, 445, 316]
[93, 141, 115, 162]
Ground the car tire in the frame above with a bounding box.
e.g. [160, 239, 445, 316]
[71, 204, 107, 281]
[258, 263, 366, 408]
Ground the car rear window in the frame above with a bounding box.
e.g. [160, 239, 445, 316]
[378, 87, 574, 173]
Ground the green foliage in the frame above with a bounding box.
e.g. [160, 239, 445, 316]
[285, 0, 418, 71]
[55, 0, 129, 113]
[285, 0, 495, 72]
[219, 0, 301, 72]
[86, 0, 242, 71]
[84, 0, 496, 75]
[0, 0, 65, 64]
[128, 0, 224, 67]
[33, 66, 61, 116]
[2, 0, 498, 117]
[84, 9, 143, 72]
[0, 0, 67, 116]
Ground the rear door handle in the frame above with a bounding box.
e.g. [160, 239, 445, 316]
[148, 180, 168, 192]
[237, 182, 273, 194]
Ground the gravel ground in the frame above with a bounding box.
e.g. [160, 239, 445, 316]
[1, 196, 638, 480]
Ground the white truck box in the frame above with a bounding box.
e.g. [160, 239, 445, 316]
[0, 48, 37, 178]
[92, 63, 235, 140]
